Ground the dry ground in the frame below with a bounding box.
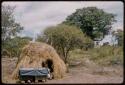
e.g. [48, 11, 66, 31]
[2, 57, 123, 84]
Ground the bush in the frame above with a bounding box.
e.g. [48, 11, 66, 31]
[37, 24, 93, 63]
[2, 36, 32, 57]
[88, 46, 123, 66]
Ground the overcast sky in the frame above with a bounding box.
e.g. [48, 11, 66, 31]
[2, 1, 123, 38]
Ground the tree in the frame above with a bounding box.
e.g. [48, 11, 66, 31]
[2, 5, 23, 42]
[37, 24, 93, 63]
[63, 7, 116, 40]
[2, 36, 32, 57]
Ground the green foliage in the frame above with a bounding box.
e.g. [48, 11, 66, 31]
[2, 36, 32, 57]
[69, 46, 123, 66]
[69, 49, 85, 62]
[2, 5, 23, 42]
[88, 46, 123, 66]
[37, 24, 93, 63]
[63, 7, 116, 40]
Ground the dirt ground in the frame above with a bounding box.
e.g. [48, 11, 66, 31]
[2, 57, 123, 84]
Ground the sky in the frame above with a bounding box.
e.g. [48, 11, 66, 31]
[2, 1, 123, 40]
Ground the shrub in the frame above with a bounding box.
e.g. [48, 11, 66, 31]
[88, 46, 123, 66]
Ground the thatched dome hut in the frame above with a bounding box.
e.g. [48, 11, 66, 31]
[12, 42, 66, 79]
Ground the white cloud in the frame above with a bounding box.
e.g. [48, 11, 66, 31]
[2, 1, 123, 37]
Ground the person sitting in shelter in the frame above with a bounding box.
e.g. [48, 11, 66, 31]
[42, 62, 52, 79]
[27, 79, 31, 84]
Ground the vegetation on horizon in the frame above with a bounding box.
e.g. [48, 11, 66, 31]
[2, 5, 31, 58]
[63, 7, 116, 40]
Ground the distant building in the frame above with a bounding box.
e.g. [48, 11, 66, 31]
[94, 34, 118, 47]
